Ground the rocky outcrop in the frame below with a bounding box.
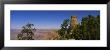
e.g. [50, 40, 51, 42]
[70, 16, 78, 29]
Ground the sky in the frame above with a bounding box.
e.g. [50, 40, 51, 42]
[10, 10, 100, 29]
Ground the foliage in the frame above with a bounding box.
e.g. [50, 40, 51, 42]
[58, 19, 70, 40]
[16, 23, 36, 40]
[58, 15, 100, 40]
[81, 15, 100, 40]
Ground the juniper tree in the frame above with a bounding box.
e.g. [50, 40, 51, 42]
[16, 23, 36, 40]
[58, 15, 100, 40]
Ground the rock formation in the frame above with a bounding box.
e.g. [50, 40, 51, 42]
[70, 16, 78, 29]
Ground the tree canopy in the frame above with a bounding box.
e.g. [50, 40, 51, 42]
[58, 15, 100, 40]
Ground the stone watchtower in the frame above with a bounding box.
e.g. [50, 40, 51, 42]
[70, 16, 78, 29]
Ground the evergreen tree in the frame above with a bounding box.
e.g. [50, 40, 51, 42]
[16, 23, 36, 40]
[58, 19, 70, 40]
[58, 15, 100, 40]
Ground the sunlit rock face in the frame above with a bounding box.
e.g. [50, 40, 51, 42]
[70, 16, 78, 29]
